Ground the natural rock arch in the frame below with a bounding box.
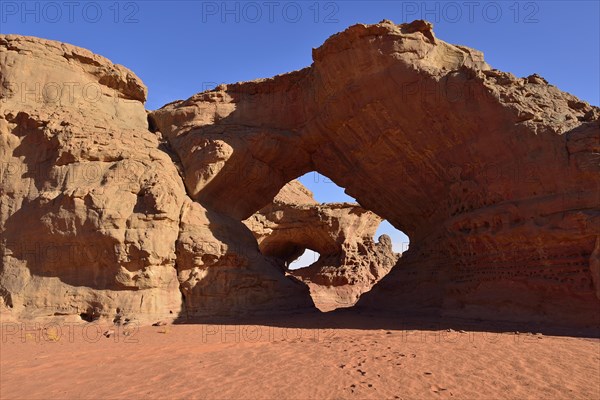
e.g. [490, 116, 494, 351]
[150, 20, 600, 325]
[1, 20, 598, 326]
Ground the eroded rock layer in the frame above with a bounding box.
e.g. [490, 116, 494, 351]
[1, 18, 599, 327]
[151, 20, 600, 326]
[0, 35, 312, 323]
[245, 181, 399, 311]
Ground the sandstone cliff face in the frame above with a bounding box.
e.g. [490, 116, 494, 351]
[245, 181, 399, 311]
[0, 35, 312, 323]
[2, 18, 599, 327]
[151, 20, 600, 326]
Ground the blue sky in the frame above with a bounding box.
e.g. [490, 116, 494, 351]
[2, 1, 598, 262]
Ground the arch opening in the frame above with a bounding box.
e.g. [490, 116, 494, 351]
[375, 220, 410, 254]
[245, 172, 407, 311]
[288, 249, 321, 271]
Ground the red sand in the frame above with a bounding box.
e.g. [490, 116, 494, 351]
[1, 312, 598, 400]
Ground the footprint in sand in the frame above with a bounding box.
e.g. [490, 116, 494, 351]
[357, 381, 375, 390]
[431, 384, 448, 394]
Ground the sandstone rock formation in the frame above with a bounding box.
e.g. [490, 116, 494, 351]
[245, 181, 399, 311]
[2, 18, 599, 327]
[0, 35, 312, 323]
[150, 20, 600, 327]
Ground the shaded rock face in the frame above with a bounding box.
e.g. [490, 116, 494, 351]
[244, 181, 399, 311]
[0, 35, 312, 323]
[150, 20, 600, 326]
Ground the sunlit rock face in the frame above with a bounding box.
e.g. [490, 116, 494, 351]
[245, 181, 399, 311]
[2, 17, 599, 327]
[0, 34, 312, 324]
[150, 20, 600, 327]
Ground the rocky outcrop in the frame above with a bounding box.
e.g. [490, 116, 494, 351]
[151, 20, 600, 327]
[0, 35, 312, 323]
[245, 181, 399, 311]
[2, 18, 599, 327]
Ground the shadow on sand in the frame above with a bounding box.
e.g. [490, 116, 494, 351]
[173, 307, 600, 340]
